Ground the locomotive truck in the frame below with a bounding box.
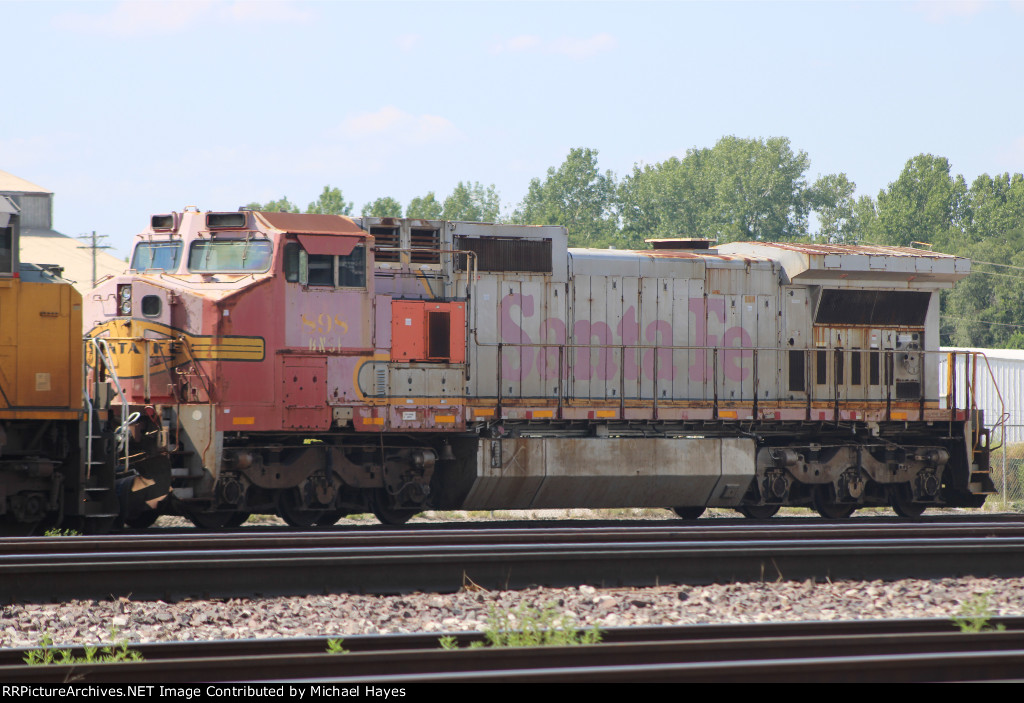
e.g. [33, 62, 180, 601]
[83, 208, 996, 527]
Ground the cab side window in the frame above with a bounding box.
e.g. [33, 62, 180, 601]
[285, 240, 366, 289]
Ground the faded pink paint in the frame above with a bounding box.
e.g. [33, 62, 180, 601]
[500, 294, 753, 383]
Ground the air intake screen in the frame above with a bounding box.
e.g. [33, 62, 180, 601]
[371, 226, 400, 263]
[455, 236, 552, 273]
[815, 290, 930, 326]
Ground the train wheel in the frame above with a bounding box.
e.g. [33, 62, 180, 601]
[737, 504, 780, 519]
[315, 511, 346, 526]
[891, 485, 927, 518]
[672, 506, 706, 520]
[277, 489, 325, 528]
[225, 512, 250, 527]
[812, 485, 856, 519]
[187, 511, 247, 529]
[124, 510, 160, 529]
[372, 491, 418, 526]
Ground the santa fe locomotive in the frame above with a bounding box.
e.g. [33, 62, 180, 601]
[83, 207, 997, 528]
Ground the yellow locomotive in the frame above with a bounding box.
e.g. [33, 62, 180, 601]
[0, 195, 118, 533]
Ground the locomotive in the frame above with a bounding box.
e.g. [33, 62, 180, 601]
[0, 196, 122, 534]
[83, 207, 996, 527]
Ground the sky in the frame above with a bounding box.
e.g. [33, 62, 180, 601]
[2, 0, 1023, 258]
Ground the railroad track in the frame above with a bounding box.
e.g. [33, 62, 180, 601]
[4, 618, 1024, 682]
[3, 519, 1024, 603]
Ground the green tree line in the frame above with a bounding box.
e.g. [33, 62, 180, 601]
[248, 137, 1024, 349]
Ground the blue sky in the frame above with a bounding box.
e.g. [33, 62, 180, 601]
[2, 0, 1022, 257]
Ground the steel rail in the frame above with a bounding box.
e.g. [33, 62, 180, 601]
[5, 517, 1024, 555]
[5, 619, 1024, 683]
[4, 533, 1024, 602]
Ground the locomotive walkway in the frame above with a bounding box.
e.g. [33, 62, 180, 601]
[4, 617, 1024, 682]
[2, 517, 1024, 603]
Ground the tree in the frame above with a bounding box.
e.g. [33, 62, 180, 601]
[246, 196, 300, 213]
[442, 182, 501, 222]
[618, 136, 812, 245]
[406, 192, 443, 219]
[874, 154, 966, 247]
[808, 173, 858, 243]
[962, 172, 1024, 240]
[306, 186, 353, 216]
[513, 148, 620, 247]
[362, 197, 403, 218]
[941, 228, 1024, 348]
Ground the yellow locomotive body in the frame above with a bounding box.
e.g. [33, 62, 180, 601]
[0, 196, 116, 532]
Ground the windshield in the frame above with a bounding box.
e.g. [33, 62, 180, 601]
[131, 241, 183, 272]
[188, 239, 273, 273]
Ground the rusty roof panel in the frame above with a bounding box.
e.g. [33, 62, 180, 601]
[255, 211, 368, 237]
[729, 241, 958, 259]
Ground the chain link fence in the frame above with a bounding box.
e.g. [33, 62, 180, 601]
[988, 423, 1024, 508]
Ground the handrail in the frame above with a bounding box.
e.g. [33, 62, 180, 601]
[476, 341, 1001, 425]
[84, 337, 137, 475]
[175, 335, 213, 402]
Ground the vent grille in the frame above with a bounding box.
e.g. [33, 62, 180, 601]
[455, 236, 552, 273]
[410, 228, 440, 264]
[371, 226, 400, 263]
[815, 290, 930, 326]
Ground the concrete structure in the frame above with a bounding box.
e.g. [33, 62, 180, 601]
[0, 170, 125, 294]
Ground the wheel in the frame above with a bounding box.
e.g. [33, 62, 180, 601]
[124, 509, 160, 529]
[672, 506, 706, 520]
[224, 512, 250, 528]
[371, 491, 418, 526]
[891, 484, 927, 518]
[812, 485, 856, 519]
[315, 511, 347, 526]
[737, 504, 780, 519]
[186, 511, 248, 529]
[276, 489, 325, 528]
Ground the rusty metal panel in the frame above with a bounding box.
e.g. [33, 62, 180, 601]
[459, 437, 755, 509]
[256, 211, 367, 237]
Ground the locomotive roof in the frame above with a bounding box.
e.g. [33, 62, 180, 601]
[254, 211, 369, 237]
[718, 241, 970, 286]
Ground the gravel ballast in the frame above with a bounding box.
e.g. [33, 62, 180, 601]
[3, 577, 1023, 648]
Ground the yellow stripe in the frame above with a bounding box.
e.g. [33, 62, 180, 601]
[531, 410, 554, 418]
[719, 410, 738, 419]
[435, 415, 456, 423]
[232, 417, 255, 425]
[594, 410, 616, 418]
[366, 417, 385, 425]
[891, 411, 908, 420]
[471, 408, 495, 418]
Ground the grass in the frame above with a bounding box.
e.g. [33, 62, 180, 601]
[24, 632, 143, 665]
[326, 638, 348, 654]
[953, 592, 1006, 633]
[440, 602, 602, 649]
[43, 527, 82, 536]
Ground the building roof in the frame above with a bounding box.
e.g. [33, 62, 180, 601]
[0, 170, 51, 194]
[21, 228, 125, 294]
